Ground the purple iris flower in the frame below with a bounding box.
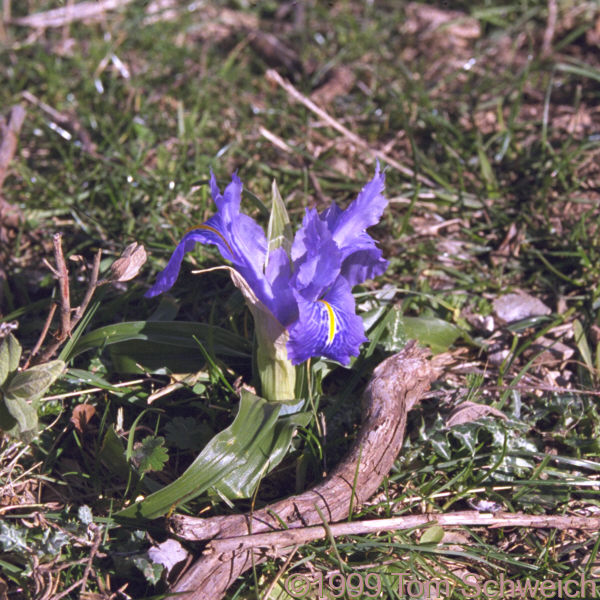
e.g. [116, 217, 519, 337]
[145, 166, 388, 366]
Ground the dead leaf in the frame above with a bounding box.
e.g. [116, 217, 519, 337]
[250, 31, 303, 76]
[492, 291, 551, 324]
[311, 66, 356, 105]
[446, 401, 507, 427]
[491, 222, 522, 265]
[403, 3, 481, 44]
[104, 242, 147, 283]
[148, 538, 189, 574]
[71, 404, 96, 433]
[524, 336, 574, 367]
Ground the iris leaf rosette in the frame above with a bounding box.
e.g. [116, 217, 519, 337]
[146, 165, 388, 401]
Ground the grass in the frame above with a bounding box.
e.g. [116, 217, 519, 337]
[1, 0, 600, 597]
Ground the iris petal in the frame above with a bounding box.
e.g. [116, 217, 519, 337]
[264, 246, 296, 325]
[287, 277, 367, 366]
[145, 173, 269, 303]
[330, 162, 387, 249]
[145, 229, 215, 298]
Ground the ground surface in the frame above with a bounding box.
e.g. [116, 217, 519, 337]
[0, 1, 600, 598]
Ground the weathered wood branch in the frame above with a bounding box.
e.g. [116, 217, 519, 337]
[169, 344, 438, 599]
[209, 511, 600, 554]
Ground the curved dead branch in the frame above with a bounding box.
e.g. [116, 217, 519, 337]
[169, 343, 439, 599]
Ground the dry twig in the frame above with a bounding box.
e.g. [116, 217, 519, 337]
[48, 525, 103, 600]
[209, 511, 600, 553]
[33, 239, 102, 364]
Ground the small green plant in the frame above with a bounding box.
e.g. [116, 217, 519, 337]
[0, 333, 64, 442]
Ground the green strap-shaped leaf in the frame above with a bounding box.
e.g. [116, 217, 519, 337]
[116, 391, 307, 520]
[66, 321, 251, 361]
[215, 403, 311, 498]
[0, 334, 22, 387]
[99, 425, 135, 483]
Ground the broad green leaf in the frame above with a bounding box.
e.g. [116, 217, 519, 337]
[367, 304, 409, 354]
[0, 523, 28, 552]
[132, 436, 169, 474]
[0, 396, 38, 440]
[0, 334, 21, 387]
[376, 308, 461, 354]
[268, 581, 298, 600]
[4, 360, 65, 402]
[78, 505, 93, 526]
[420, 524, 444, 545]
[117, 390, 309, 520]
[132, 556, 163, 585]
[67, 321, 251, 368]
[266, 179, 293, 264]
[400, 315, 461, 353]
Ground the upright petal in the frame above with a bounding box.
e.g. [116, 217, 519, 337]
[334, 228, 388, 286]
[286, 277, 367, 365]
[293, 237, 341, 301]
[330, 163, 387, 249]
[264, 246, 297, 325]
[290, 208, 324, 263]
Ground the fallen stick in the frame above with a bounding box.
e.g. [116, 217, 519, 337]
[209, 510, 600, 553]
[265, 69, 435, 187]
[10, 0, 135, 28]
[170, 344, 438, 599]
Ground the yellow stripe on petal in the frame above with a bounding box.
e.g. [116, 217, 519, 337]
[187, 224, 235, 256]
[318, 299, 336, 344]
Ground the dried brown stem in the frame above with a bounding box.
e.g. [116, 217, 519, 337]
[34, 244, 101, 364]
[169, 344, 438, 599]
[53, 233, 71, 339]
[542, 0, 558, 57]
[0, 104, 26, 190]
[265, 69, 434, 187]
[23, 302, 57, 369]
[70, 248, 101, 324]
[48, 525, 103, 600]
